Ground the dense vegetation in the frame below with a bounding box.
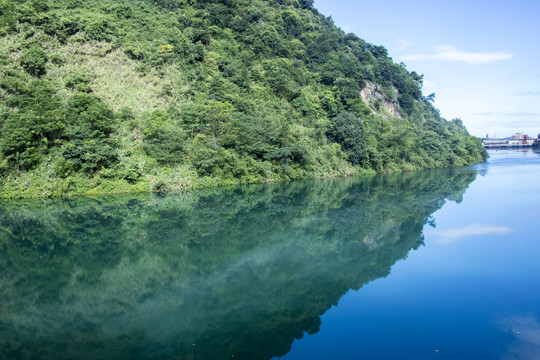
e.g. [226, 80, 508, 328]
[0, 0, 487, 198]
[0, 168, 477, 359]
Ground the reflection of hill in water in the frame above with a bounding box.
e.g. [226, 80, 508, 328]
[0, 168, 477, 360]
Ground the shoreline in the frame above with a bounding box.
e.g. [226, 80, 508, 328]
[0, 160, 486, 200]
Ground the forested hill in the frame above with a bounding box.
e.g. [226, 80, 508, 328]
[0, 0, 487, 198]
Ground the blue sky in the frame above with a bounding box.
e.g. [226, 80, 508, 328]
[314, 0, 540, 138]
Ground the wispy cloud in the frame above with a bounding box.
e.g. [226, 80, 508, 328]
[401, 45, 514, 64]
[396, 38, 412, 51]
[426, 224, 513, 244]
[473, 112, 540, 118]
[422, 80, 437, 88]
[501, 113, 540, 117]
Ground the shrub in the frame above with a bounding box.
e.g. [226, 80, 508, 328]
[327, 112, 367, 166]
[19, 45, 48, 77]
[65, 72, 93, 93]
[143, 125, 187, 164]
[61, 129, 118, 173]
[190, 134, 222, 176]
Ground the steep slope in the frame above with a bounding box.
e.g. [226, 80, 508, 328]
[0, 0, 487, 198]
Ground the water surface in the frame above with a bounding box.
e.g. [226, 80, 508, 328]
[1, 150, 539, 359]
[281, 149, 540, 360]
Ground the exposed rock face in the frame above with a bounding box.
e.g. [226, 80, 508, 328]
[360, 81, 401, 118]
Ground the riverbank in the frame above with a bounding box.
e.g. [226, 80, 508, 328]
[0, 156, 490, 200]
[0, 164, 366, 199]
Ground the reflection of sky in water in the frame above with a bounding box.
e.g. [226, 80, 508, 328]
[282, 150, 540, 359]
[496, 314, 540, 360]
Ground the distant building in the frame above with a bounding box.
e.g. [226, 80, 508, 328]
[511, 132, 529, 140]
[483, 132, 534, 148]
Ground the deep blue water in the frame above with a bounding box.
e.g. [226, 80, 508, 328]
[279, 149, 540, 360]
[1, 149, 539, 359]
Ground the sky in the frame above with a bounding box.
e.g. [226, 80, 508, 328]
[313, 0, 540, 138]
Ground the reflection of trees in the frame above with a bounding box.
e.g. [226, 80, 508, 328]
[0, 168, 477, 360]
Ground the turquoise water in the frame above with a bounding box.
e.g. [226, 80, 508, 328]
[1, 149, 539, 359]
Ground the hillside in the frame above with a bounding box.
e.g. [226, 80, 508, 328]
[0, 0, 487, 198]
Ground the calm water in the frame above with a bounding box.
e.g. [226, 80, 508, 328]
[1, 149, 539, 360]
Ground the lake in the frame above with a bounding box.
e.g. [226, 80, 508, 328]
[1, 149, 539, 360]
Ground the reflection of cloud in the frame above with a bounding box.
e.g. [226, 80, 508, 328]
[400, 45, 514, 64]
[495, 313, 540, 360]
[427, 224, 513, 244]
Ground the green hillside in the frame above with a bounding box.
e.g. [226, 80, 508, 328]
[0, 0, 487, 198]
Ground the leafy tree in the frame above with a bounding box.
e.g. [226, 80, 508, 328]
[143, 125, 186, 164]
[234, 114, 282, 159]
[143, 111, 187, 164]
[190, 134, 223, 176]
[200, 100, 237, 143]
[61, 128, 118, 173]
[301, 0, 314, 9]
[57, 94, 119, 173]
[65, 72, 93, 93]
[399, 93, 415, 115]
[327, 112, 367, 166]
[264, 58, 301, 101]
[0, 79, 65, 171]
[65, 94, 116, 138]
[0, 0, 17, 35]
[19, 45, 48, 77]
[269, 145, 310, 168]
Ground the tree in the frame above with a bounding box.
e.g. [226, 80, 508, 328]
[143, 111, 187, 164]
[201, 100, 236, 143]
[65, 94, 115, 138]
[301, 0, 314, 9]
[0, 79, 65, 171]
[410, 71, 424, 87]
[327, 112, 367, 166]
[19, 45, 48, 77]
[61, 128, 118, 173]
[399, 93, 414, 115]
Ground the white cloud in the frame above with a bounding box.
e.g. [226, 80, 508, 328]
[396, 38, 412, 51]
[426, 224, 513, 244]
[401, 45, 514, 64]
[422, 79, 437, 88]
[473, 112, 540, 118]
